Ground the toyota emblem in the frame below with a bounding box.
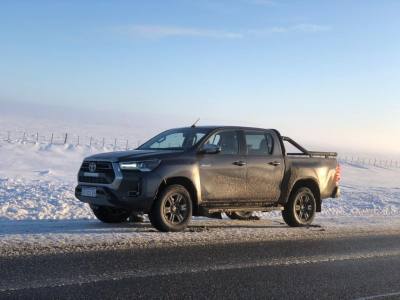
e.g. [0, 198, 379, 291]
[88, 162, 97, 173]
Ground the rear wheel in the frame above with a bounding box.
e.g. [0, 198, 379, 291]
[282, 187, 316, 227]
[226, 211, 253, 220]
[90, 205, 132, 223]
[149, 185, 192, 232]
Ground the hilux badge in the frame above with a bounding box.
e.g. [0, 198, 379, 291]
[88, 162, 96, 173]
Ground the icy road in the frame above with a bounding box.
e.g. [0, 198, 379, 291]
[0, 216, 400, 257]
[1, 218, 400, 299]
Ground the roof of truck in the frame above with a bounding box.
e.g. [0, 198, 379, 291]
[179, 125, 277, 131]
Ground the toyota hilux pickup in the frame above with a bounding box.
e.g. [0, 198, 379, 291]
[75, 126, 340, 232]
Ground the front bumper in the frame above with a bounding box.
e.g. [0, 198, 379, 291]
[75, 185, 154, 211]
[75, 167, 163, 212]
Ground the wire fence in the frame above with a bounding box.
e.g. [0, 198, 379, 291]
[0, 130, 142, 151]
[337, 156, 400, 169]
[1, 130, 399, 169]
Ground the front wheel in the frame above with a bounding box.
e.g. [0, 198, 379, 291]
[90, 205, 132, 223]
[149, 185, 193, 232]
[282, 187, 316, 227]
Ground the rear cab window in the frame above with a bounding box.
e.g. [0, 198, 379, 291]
[244, 130, 274, 156]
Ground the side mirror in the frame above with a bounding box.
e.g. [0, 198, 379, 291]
[199, 144, 221, 154]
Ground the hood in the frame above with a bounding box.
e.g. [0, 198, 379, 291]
[85, 149, 183, 162]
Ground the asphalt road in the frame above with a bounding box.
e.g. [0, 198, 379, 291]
[1, 234, 400, 300]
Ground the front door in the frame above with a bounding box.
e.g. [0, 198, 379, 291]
[198, 130, 247, 202]
[243, 130, 284, 203]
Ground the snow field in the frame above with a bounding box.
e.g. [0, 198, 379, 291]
[0, 141, 399, 220]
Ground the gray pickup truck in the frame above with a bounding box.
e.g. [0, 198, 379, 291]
[75, 126, 340, 232]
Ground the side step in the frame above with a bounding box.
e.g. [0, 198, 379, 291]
[204, 205, 284, 214]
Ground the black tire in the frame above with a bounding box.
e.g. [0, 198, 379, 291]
[149, 185, 193, 232]
[90, 205, 132, 223]
[226, 211, 253, 220]
[282, 187, 316, 227]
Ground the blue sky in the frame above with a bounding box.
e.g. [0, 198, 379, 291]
[1, 0, 399, 153]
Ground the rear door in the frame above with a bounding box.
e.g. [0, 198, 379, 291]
[243, 130, 284, 203]
[198, 129, 247, 202]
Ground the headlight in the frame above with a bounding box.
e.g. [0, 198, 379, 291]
[119, 159, 161, 172]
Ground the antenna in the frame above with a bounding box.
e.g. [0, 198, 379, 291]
[191, 118, 200, 128]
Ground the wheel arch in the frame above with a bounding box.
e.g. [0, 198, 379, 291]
[156, 176, 199, 215]
[289, 178, 321, 212]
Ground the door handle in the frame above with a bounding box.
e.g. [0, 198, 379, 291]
[233, 161, 247, 166]
[268, 161, 281, 166]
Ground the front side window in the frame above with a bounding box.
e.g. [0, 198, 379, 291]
[244, 131, 274, 155]
[138, 128, 208, 150]
[204, 130, 239, 155]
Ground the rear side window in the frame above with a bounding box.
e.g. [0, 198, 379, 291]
[244, 131, 274, 155]
[204, 130, 239, 155]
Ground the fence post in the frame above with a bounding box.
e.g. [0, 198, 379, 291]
[50, 133, 54, 144]
[102, 138, 105, 148]
[114, 138, 117, 151]
[22, 132, 26, 142]
[7, 131, 10, 142]
[89, 137, 93, 147]
[36, 132, 39, 143]
[126, 139, 129, 150]
[64, 133, 68, 144]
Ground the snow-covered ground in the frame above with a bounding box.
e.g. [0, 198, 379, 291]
[0, 142, 94, 220]
[1, 141, 400, 220]
[0, 138, 400, 257]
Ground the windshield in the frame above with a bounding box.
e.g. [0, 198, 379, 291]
[138, 128, 211, 150]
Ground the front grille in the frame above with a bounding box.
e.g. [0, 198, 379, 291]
[81, 161, 113, 172]
[79, 161, 115, 184]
